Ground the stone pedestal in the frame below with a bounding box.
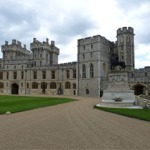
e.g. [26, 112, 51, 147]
[101, 71, 136, 107]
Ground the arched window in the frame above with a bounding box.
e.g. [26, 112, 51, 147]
[65, 82, 71, 89]
[32, 82, 38, 89]
[90, 64, 94, 78]
[82, 64, 86, 78]
[0, 82, 4, 88]
[50, 82, 56, 89]
[73, 83, 76, 89]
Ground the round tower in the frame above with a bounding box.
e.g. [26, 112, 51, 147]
[117, 27, 135, 71]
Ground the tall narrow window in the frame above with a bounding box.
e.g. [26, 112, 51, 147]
[0, 72, 3, 79]
[91, 44, 93, 49]
[42, 71, 46, 79]
[0, 82, 4, 88]
[13, 71, 17, 79]
[66, 70, 70, 79]
[83, 54, 85, 59]
[90, 64, 94, 78]
[51, 70, 55, 79]
[33, 71, 37, 79]
[6, 72, 9, 79]
[82, 64, 86, 78]
[73, 69, 76, 78]
[21, 71, 24, 79]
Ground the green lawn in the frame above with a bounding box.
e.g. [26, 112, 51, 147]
[94, 106, 150, 121]
[0, 95, 76, 114]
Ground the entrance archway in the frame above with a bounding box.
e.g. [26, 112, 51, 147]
[11, 83, 19, 94]
[133, 84, 145, 95]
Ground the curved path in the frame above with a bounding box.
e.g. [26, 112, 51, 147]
[0, 96, 150, 149]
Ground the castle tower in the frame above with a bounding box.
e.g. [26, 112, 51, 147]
[30, 38, 59, 67]
[1, 39, 30, 60]
[77, 35, 111, 96]
[117, 27, 135, 71]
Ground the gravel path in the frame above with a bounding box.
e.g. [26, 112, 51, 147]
[0, 96, 150, 149]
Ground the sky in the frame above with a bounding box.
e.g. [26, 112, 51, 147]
[0, 0, 150, 69]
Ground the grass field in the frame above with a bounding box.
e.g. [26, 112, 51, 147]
[0, 95, 76, 114]
[94, 106, 150, 121]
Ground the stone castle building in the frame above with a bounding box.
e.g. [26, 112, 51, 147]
[0, 27, 149, 96]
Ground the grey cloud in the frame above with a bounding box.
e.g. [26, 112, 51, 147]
[50, 13, 97, 45]
[117, 0, 150, 10]
[0, 1, 40, 50]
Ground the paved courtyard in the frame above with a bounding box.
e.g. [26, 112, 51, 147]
[0, 96, 150, 149]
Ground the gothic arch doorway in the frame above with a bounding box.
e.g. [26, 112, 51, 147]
[133, 84, 145, 95]
[11, 83, 19, 94]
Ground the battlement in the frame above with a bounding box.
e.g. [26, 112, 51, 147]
[31, 38, 59, 54]
[1, 39, 30, 55]
[78, 35, 110, 45]
[117, 27, 134, 35]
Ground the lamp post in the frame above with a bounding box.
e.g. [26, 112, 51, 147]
[61, 68, 64, 95]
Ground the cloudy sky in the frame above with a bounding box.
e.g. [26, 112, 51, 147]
[0, 0, 150, 68]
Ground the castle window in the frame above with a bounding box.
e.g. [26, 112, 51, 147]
[33, 71, 37, 79]
[73, 83, 76, 89]
[51, 70, 55, 79]
[82, 64, 86, 78]
[42, 71, 46, 79]
[27, 83, 29, 88]
[32, 82, 38, 89]
[6, 72, 9, 79]
[40, 54, 42, 58]
[21, 71, 24, 79]
[121, 55, 124, 60]
[90, 52, 93, 58]
[50, 82, 56, 89]
[40, 61, 42, 66]
[66, 70, 70, 79]
[13, 71, 17, 79]
[91, 44, 93, 49]
[21, 82, 23, 87]
[65, 82, 71, 89]
[73, 69, 76, 78]
[0, 72, 3, 79]
[0, 82, 4, 88]
[90, 64, 94, 78]
[34, 61, 36, 66]
[83, 45, 85, 50]
[83, 54, 85, 59]
[14, 65, 16, 69]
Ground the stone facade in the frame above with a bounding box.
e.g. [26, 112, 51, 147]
[0, 27, 149, 96]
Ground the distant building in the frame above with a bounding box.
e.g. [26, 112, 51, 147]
[0, 27, 148, 96]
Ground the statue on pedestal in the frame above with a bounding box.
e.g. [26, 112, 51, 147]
[110, 53, 126, 70]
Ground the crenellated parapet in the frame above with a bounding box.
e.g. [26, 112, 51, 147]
[30, 38, 59, 54]
[1, 39, 30, 55]
[117, 27, 134, 36]
[78, 35, 111, 46]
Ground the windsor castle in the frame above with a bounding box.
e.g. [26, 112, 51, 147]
[0, 27, 149, 96]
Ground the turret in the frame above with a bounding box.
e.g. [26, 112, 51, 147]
[30, 38, 59, 67]
[116, 27, 135, 71]
[1, 39, 30, 60]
